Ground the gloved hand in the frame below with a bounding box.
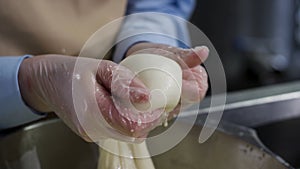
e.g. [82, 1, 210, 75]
[127, 43, 209, 119]
[18, 55, 163, 142]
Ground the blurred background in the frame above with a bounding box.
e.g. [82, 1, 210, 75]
[189, 1, 300, 167]
[1, 1, 300, 169]
[190, 0, 300, 91]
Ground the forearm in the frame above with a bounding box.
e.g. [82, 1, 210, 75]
[18, 56, 52, 113]
[0, 56, 45, 130]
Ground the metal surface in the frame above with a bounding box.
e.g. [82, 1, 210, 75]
[183, 81, 300, 127]
[0, 119, 292, 169]
[1, 81, 299, 168]
[152, 118, 292, 169]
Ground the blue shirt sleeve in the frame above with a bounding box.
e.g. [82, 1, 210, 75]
[113, 0, 196, 63]
[0, 56, 45, 130]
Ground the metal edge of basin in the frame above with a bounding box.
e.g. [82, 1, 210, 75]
[183, 80, 300, 128]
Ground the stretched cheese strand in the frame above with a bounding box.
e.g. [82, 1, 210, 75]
[98, 139, 121, 169]
[98, 54, 182, 169]
[130, 141, 156, 168]
[98, 139, 155, 169]
[118, 141, 140, 169]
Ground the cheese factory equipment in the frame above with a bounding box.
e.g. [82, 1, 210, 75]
[1, 81, 300, 169]
[0, 118, 292, 169]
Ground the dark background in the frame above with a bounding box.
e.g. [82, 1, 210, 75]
[190, 0, 300, 91]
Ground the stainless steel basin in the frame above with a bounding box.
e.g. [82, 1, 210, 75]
[0, 118, 291, 169]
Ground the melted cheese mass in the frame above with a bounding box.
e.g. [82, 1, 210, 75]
[98, 54, 182, 169]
